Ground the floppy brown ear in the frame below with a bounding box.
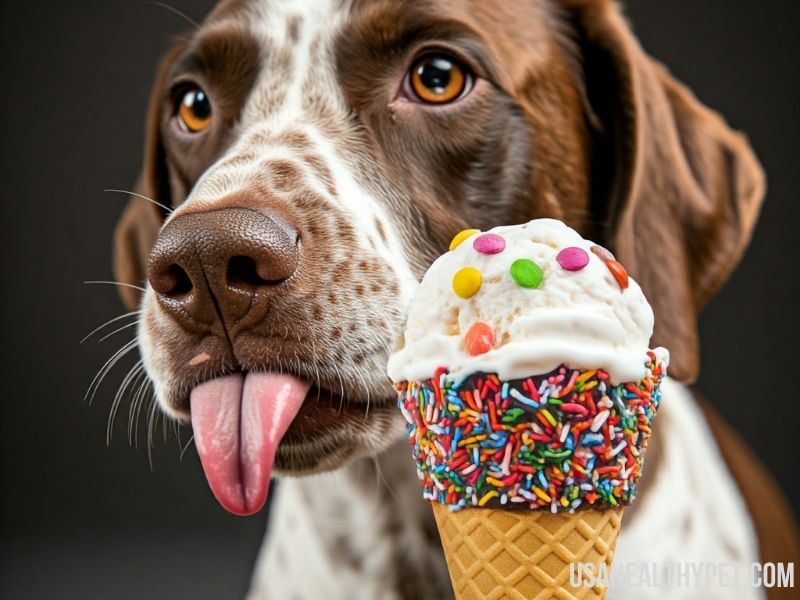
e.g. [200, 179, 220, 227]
[563, 0, 765, 382]
[113, 45, 185, 310]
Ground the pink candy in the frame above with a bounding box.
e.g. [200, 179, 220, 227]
[472, 233, 506, 254]
[556, 246, 589, 271]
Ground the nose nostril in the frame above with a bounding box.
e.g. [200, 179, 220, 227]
[227, 255, 273, 291]
[161, 264, 193, 297]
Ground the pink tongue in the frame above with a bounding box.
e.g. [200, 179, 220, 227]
[190, 372, 309, 516]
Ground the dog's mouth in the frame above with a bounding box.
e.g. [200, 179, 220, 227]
[188, 370, 394, 516]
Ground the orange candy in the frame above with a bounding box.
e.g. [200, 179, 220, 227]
[605, 260, 629, 289]
[464, 322, 496, 356]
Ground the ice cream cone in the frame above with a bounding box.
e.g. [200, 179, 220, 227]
[388, 220, 669, 599]
[432, 504, 622, 600]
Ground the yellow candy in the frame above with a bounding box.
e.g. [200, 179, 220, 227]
[452, 266, 482, 298]
[449, 228, 480, 251]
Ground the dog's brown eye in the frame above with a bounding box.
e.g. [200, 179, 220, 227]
[409, 54, 468, 104]
[178, 87, 212, 133]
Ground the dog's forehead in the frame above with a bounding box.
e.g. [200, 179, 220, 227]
[180, 0, 362, 207]
[231, 0, 352, 127]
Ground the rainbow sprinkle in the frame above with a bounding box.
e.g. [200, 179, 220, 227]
[396, 352, 666, 513]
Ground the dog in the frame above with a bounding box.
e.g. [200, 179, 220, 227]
[110, 0, 799, 598]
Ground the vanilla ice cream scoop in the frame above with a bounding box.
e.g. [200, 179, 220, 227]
[387, 219, 668, 384]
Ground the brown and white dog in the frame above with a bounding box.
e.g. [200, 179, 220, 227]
[111, 0, 799, 598]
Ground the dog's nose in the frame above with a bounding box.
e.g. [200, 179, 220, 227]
[147, 207, 299, 325]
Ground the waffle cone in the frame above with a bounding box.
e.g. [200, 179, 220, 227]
[432, 504, 622, 600]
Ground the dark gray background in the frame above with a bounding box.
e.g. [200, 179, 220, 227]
[1, 1, 798, 598]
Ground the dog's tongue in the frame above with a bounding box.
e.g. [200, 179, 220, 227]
[190, 372, 309, 516]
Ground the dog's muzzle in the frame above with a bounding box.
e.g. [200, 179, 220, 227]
[146, 206, 309, 516]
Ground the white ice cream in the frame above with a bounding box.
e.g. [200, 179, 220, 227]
[387, 219, 668, 384]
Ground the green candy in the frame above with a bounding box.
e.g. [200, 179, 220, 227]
[510, 258, 543, 288]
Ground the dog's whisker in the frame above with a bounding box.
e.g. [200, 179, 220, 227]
[162, 411, 169, 444]
[107, 359, 144, 424]
[179, 433, 195, 461]
[96, 319, 140, 343]
[84, 280, 146, 293]
[85, 338, 139, 407]
[351, 369, 372, 420]
[132, 381, 152, 449]
[333, 363, 346, 416]
[128, 368, 150, 446]
[80, 310, 140, 344]
[128, 381, 142, 446]
[171, 416, 182, 447]
[147, 397, 160, 469]
[371, 454, 399, 505]
[108, 360, 144, 445]
[130, 373, 154, 449]
[371, 455, 381, 503]
[103, 188, 174, 215]
[128, 373, 149, 446]
[148, 0, 201, 29]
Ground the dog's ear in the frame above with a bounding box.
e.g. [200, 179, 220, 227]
[563, 0, 765, 382]
[113, 45, 185, 310]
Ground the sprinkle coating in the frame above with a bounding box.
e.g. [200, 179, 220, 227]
[396, 353, 665, 512]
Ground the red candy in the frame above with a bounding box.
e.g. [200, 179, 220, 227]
[605, 260, 629, 289]
[556, 246, 589, 271]
[464, 322, 495, 356]
[472, 233, 506, 255]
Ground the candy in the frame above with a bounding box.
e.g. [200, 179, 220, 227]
[556, 247, 589, 271]
[452, 266, 482, 299]
[472, 233, 506, 255]
[396, 355, 665, 512]
[449, 228, 480, 251]
[605, 260, 629, 289]
[464, 322, 495, 356]
[509, 258, 543, 288]
[590, 245, 616, 262]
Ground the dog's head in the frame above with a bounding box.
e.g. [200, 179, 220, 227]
[113, 0, 763, 514]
